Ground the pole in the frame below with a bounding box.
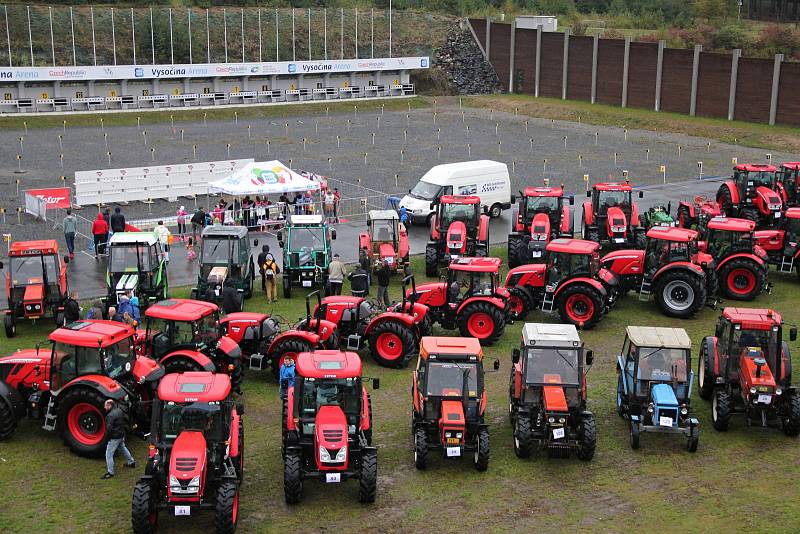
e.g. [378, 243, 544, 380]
[49, 7, 55, 67]
[388, 0, 392, 58]
[223, 8, 228, 63]
[4, 5, 10, 66]
[275, 9, 279, 62]
[241, 8, 245, 62]
[91, 7, 97, 66]
[292, 8, 296, 62]
[188, 8, 192, 64]
[308, 8, 311, 60]
[258, 8, 262, 63]
[70, 7, 76, 66]
[324, 8, 327, 60]
[340, 8, 344, 60]
[27, 5, 33, 66]
[111, 8, 118, 66]
[355, 8, 358, 59]
[131, 8, 136, 65]
[151, 8, 155, 64]
[371, 8, 374, 58]
[206, 9, 210, 63]
[169, 8, 174, 64]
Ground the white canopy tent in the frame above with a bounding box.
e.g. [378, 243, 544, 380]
[207, 161, 322, 195]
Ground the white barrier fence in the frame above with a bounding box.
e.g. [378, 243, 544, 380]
[23, 192, 47, 221]
[74, 159, 254, 206]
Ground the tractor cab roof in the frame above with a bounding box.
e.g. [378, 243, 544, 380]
[368, 209, 399, 221]
[593, 182, 633, 192]
[522, 323, 582, 348]
[420, 336, 483, 361]
[289, 214, 325, 226]
[157, 372, 231, 403]
[722, 307, 782, 329]
[50, 320, 134, 348]
[646, 226, 699, 243]
[523, 186, 564, 197]
[448, 257, 502, 272]
[707, 217, 755, 233]
[201, 225, 248, 239]
[295, 350, 362, 379]
[108, 232, 158, 246]
[781, 162, 800, 170]
[546, 238, 599, 255]
[439, 195, 480, 205]
[625, 326, 691, 350]
[8, 239, 59, 257]
[145, 299, 219, 321]
[786, 207, 800, 219]
[735, 163, 777, 173]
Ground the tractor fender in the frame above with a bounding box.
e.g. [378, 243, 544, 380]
[582, 200, 594, 226]
[216, 335, 243, 360]
[364, 312, 416, 336]
[398, 227, 410, 259]
[702, 336, 719, 377]
[616, 355, 629, 396]
[229, 411, 241, 459]
[720, 180, 740, 204]
[132, 356, 165, 384]
[358, 232, 371, 253]
[553, 278, 607, 299]
[781, 341, 792, 385]
[61, 374, 128, 400]
[652, 261, 704, 282]
[0, 379, 25, 421]
[456, 296, 505, 315]
[306, 319, 337, 344]
[286, 386, 296, 431]
[412, 375, 422, 415]
[513, 207, 524, 233]
[430, 214, 439, 240]
[680, 201, 696, 219]
[716, 252, 766, 270]
[160, 350, 216, 372]
[268, 331, 320, 354]
[360, 387, 371, 431]
[754, 185, 782, 215]
[601, 249, 644, 276]
[480, 390, 487, 416]
[477, 214, 490, 242]
[775, 182, 789, 203]
[513, 361, 524, 400]
[630, 202, 641, 227]
[560, 205, 572, 235]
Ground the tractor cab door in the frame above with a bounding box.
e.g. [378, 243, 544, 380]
[50, 340, 103, 392]
[547, 252, 570, 285]
[622, 338, 637, 399]
[734, 170, 749, 199]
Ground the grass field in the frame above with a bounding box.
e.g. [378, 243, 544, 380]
[2, 248, 800, 533]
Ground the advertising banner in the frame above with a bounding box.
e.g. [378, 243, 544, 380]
[24, 187, 71, 209]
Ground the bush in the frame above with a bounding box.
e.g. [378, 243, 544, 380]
[756, 23, 800, 58]
[712, 24, 748, 51]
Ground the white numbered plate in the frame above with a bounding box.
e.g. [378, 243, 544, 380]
[446, 447, 461, 457]
[531, 250, 542, 258]
[325, 473, 341, 483]
[552, 427, 565, 439]
[775, 212, 782, 218]
[302, 280, 312, 287]
[659, 416, 673, 427]
[613, 238, 624, 243]
[174, 506, 191, 516]
[758, 394, 772, 404]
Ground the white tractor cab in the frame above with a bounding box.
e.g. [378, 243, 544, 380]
[400, 160, 512, 224]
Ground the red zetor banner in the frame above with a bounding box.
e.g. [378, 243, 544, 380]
[25, 187, 71, 209]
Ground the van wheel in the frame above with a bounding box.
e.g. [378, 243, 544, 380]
[489, 203, 502, 218]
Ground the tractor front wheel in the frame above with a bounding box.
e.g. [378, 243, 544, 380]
[131, 478, 158, 534]
[719, 258, 764, 301]
[270, 339, 312, 379]
[686, 423, 700, 453]
[513, 414, 533, 459]
[4, 314, 15, 338]
[232, 417, 245, 483]
[214, 481, 239, 534]
[283, 451, 304, 504]
[358, 448, 378, 504]
[556, 284, 604, 329]
[629, 421, 640, 450]
[698, 344, 714, 401]
[414, 428, 428, 470]
[577, 413, 597, 461]
[458, 302, 505, 346]
[473, 428, 490, 472]
[712, 389, 732, 432]
[368, 321, 416, 368]
[283, 276, 291, 299]
[507, 287, 532, 321]
[425, 244, 438, 277]
[507, 234, 526, 269]
[58, 387, 109, 458]
[717, 185, 734, 216]
[633, 228, 647, 249]
[782, 391, 800, 437]
[653, 270, 706, 319]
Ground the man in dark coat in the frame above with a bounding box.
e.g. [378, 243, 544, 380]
[64, 291, 81, 324]
[221, 283, 241, 314]
[348, 265, 369, 297]
[102, 399, 135, 479]
[110, 207, 126, 234]
[257, 244, 271, 292]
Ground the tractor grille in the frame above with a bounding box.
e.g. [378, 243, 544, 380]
[175, 458, 197, 472]
[612, 218, 624, 226]
[547, 443, 572, 458]
[323, 429, 343, 442]
[658, 408, 678, 422]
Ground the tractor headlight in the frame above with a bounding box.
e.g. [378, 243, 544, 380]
[750, 386, 757, 395]
[456, 432, 462, 439]
[547, 416, 555, 423]
[680, 407, 688, 416]
[445, 431, 453, 438]
[169, 475, 181, 492]
[647, 403, 654, 414]
[334, 446, 347, 462]
[34, 304, 41, 310]
[558, 417, 565, 424]
[776, 387, 783, 395]
[319, 446, 332, 462]
[187, 476, 201, 492]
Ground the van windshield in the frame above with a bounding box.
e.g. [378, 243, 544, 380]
[409, 180, 441, 201]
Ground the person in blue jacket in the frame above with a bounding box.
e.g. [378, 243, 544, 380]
[279, 357, 296, 399]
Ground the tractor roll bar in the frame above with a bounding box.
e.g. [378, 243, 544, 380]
[306, 290, 322, 335]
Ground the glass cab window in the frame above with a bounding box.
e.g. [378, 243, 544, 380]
[595, 190, 629, 214]
[636, 346, 688, 383]
[10, 255, 58, 286]
[525, 196, 559, 219]
[441, 203, 477, 229]
[524, 348, 579, 385]
[51, 342, 103, 390]
[371, 218, 396, 244]
[202, 238, 238, 265]
[161, 401, 224, 441]
[104, 338, 134, 380]
[449, 269, 495, 298]
[645, 239, 690, 272]
[110, 244, 151, 273]
[409, 180, 441, 201]
[299, 378, 360, 419]
[289, 227, 325, 252]
[425, 362, 478, 398]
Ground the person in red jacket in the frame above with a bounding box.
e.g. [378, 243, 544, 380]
[92, 212, 109, 260]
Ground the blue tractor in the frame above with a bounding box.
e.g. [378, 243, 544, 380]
[616, 325, 700, 452]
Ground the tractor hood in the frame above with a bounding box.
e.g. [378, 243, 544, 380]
[22, 284, 45, 317]
[543, 384, 568, 412]
[168, 430, 207, 500]
[446, 221, 468, 255]
[315, 405, 349, 468]
[408, 282, 447, 308]
[378, 242, 397, 265]
[740, 349, 777, 392]
[754, 186, 783, 215]
[651, 383, 679, 407]
[606, 206, 628, 242]
[132, 355, 164, 383]
[530, 213, 551, 242]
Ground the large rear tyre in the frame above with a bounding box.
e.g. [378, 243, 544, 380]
[556, 284, 604, 329]
[283, 276, 291, 299]
[717, 185, 734, 217]
[283, 451, 304, 504]
[576, 413, 597, 461]
[513, 413, 533, 459]
[782, 391, 800, 437]
[269, 338, 312, 379]
[712, 389, 731, 432]
[214, 481, 239, 534]
[358, 449, 378, 504]
[507, 287, 532, 321]
[414, 428, 428, 470]
[458, 301, 505, 346]
[418, 314, 433, 337]
[131, 478, 158, 534]
[677, 205, 693, 229]
[507, 235, 526, 268]
[0, 387, 19, 440]
[697, 342, 715, 401]
[57, 387, 109, 458]
[368, 321, 416, 368]
[473, 428, 490, 471]
[633, 228, 647, 249]
[425, 244, 438, 277]
[719, 258, 765, 301]
[653, 270, 706, 319]
[4, 314, 15, 338]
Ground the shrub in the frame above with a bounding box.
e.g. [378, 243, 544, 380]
[712, 24, 749, 51]
[756, 23, 800, 57]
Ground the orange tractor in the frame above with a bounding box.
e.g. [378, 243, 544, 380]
[425, 195, 490, 276]
[358, 210, 410, 273]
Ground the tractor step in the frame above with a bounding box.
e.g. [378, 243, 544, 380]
[638, 279, 652, 301]
[249, 353, 266, 371]
[779, 255, 795, 273]
[42, 396, 57, 432]
[541, 289, 556, 313]
[346, 334, 363, 351]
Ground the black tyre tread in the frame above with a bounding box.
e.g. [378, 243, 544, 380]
[283, 276, 291, 299]
[457, 301, 505, 346]
[269, 338, 312, 379]
[712, 390, 731, 432]
[717, 186, 734, 217]
[508, 235, 526, 268]
[425, 244, 438, 277]
[131, 479, 157, 534]
[513, 414, 533, 458]
[368, 320, 417, 368]
[576, 413, 597, 461]
[629, 421, 640, 450]
[414, 428, 428, 470]
[508, 287, 533, 321]
[359, 449, 378, 503]
[782, 392, 800, 437]
[697, 341, 715, 401]
[677, 206, 693, 229]
[718, 257, 765, 301]
[0, 389, 18, 440]
[653, 270, 706, 319]
[634, 229, 647, 249]
[214, 481, 238, 534]
[587, 227, 600, 244]
[4, 314, 15, 338]
[418, 314, 433, 337]
[474, 428, 490, 471]
[556, 284, 604, 330]
[57, 387, 110, 458]
[283, 452, 303, 504]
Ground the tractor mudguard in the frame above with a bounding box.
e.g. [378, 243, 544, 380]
[582, 200, 595, 226]
[363, 312, 416, 336]
[652, 261, 704, 282]
[513, 363, 523, 400]
[601, 250, 644, 276]
[0, 379, 25, 421]
[132, 357, 165, 384]
[553, 278, 607, 299]
[61, 375, 128, 400]
[358, 232, 371, 252]
[560, 205, 572, 235]
[631, 202, 641, 227]
[217, 336, 243, 360]
[754, 185, 782, 215]
[268, 331, 321, 355]
[160, 350, 216, 372]
[360, 387, 371, 431]
[229, 412, 241, 458]
[513, 207, 524, 232]
[455, 296, 505, 315]
[617, 355, 629, 396]
[480, 390, 487, 416]
[307, 319, 338, 343]
[286, 386, 296, 431]
[430, 214, 439, 240]
[703, 336, 719, 377]
[721, 180, 741, 204]
[504, 264, 547, 288]
[680, 201, 696, 219]
[716, 252, 766, 270]
[781, 341, 792, 385]
[775, 182, 789, 203]
[477, 214, 490, 242]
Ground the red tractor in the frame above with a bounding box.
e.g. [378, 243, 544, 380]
[581, 181, 646, 249]
[697, 308, 800, 435]
[283, 350, 378, 504]
[358, 210, 410, 273]
[411, 257, 509, 346]
[1, 239, 69, 338]
[425, 195, 490, 277]
[507, 185, 574, 268]
[412, 336, 498, 471]
[0, 320, 163, 457]
[754, 207, 800, 277]
[138, 299, 244, 393]
[777, 162, 800, 206]
[509, 323, 596, 460]
[503, 239, 618, 329]
[716, 163, 784, 227]
[676, 196, 722, 234]
[131, 372, 242, 534]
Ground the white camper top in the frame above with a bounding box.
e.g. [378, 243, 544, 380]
[108, 232, 158, 246]
[289, 214, 324, 226]
[522, 323, 582, 348]
[417, 160, 508, 186]
[625, 326, 692, 350]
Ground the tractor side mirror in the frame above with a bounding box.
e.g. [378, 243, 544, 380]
[666, 202, 671, 215]
[430, 202, 435, 210]
[493, 359, 500, 371]
[638, 190, 644, 199]
[366, 219, 372, 227]
[0, 261, 3, 269]
[253, 239, 259, 247]
[569, 195, 575, 206]
[586, 350, 594, 366]
[372, 378, 380, 390]
[331, 229, 337, 240]
[510, 195, 516, 205]
[586, 191, 591, 198]
[63, 255, 70, 264]
[512, 348, 520, 364]
[791, 326, 797, 342]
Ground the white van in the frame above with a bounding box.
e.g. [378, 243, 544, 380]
[399, 160, 512, 224]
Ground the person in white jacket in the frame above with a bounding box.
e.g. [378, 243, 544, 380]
[154, 220, 172, 263]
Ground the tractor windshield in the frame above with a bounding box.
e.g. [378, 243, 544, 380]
[524, 348, 580, 385]
[148, 317, 199, 347]
[202, 237, 238, 265]
[425, 362, 478, 397]
[109, 244, 151, 273]
[289, 227, 326, 252]
[636, 347, 688, 383]
[409, 180, 441, 201]
[50, 341, 103, 390]
[161, 401, 225, 441]
[707, 229, 751, 258]
[9, 255, 57, 286]
[450, 269, 496, 298]
[441, 204, 477, 230]
[597, 190, 629, 213]
[524, 196, 559, 219]
[739, 170, 776, 188]
[299, 377, 360, 416]
[645, 239, 691, 274]
[731, 327, 779, 367]
[371, 219, 396, 244]
[103, 337, 135, 380]
[196, 313, 220, 346]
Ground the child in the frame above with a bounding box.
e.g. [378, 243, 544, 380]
[186, 237, 197, 262]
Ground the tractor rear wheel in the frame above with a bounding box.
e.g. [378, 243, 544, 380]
[653, 270, 706, 319]
[719, 258, 764, 301]
[283, 451, 303, 504]
[629, 421, 640, 450]
[358, 448, 378, 504]
[369, 321, 416, 368]
[633, 228, 647, 249]
[717, 185, 734, 217]
[507, 287, 532, 321]
[740, 207, 759, 223]
[232, 418, 245, 483]
[507, 235, 526, 268]
[473, 428, 490, 471]
[4, 314, 15, 338]
[458, 301, 505, 346]
[425, 244, 438, 277]
[58, 387, 109, 458]
[677, 205, 692, 229]
[0, 387, 19, 440]
[697, 343, 714, 401]
[54, 311, 65, 327]
[576, 413, 597, 461]
[131, 478, 158, 534]
[163, 357, 203, 376]
[270, 338, 312, 379]
[513, 414, 533, 459]
[414, 428, 428, 470]
[283, 276, 291, 299]
[418, 314, 433, 337]
[712, 389, 732, 432]
[782, 391, 800, 437]
[214, 481, 239, 534]
[556, 284, 604, 329]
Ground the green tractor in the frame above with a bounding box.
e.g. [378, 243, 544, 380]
[640, 204, 675, 231]
[105, 232, 168, 312]
[278, 214, 336, 298]
[191, 225, 257, 302]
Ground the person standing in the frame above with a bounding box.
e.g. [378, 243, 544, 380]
[279, 357, 296, 399]
[154, 220, 171, 263]
[323, 190, 336, 223]
[348, 264, 369, 298]
[328, 254, 347, 296]
[221, 283, 241, 314]
[176, 206, 187, 241]
[359, 247, 372, 290]
[333, 188, 341, 223]
[190, 207, 206, 242]
[63, 209, 77, 259]
[257, 244, 270, 293]
[64, 291, 81, 323]
[375, 260, 392, 309]
[86, 300, 104, 320]
[92, 212, 109, 260]
[108, 306, 123, 322]
[263, 253, 280, 303]
[101, 399, 135, 479]
[110, 207, 126, 234]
